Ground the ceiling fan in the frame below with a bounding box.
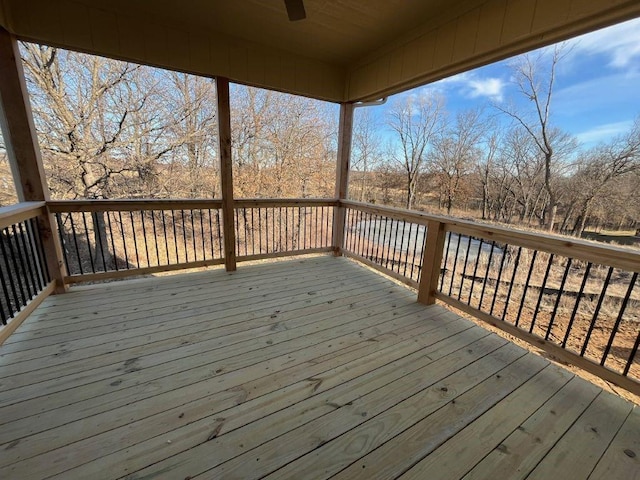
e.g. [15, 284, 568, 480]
[284, 0, 306, 21]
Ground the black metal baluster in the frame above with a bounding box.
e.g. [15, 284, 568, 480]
[410, 223, 420, 280]
[0, 228, 19, 316]
[189, 210, 196, 261]
[128, 211, 140, 268]
[314, 206, 319, 249]
[139, 213, 149, 267]
[562, 262, 592, 348]
[375, 216, 382, 264]
[501, 247, 522, 321]
[515, 250, 538, 327]
[106, 212, 119, 271]
[467, 239, 484, 307]
[33, 218, 51, 282]
[265, 208, 270, 254]
[439, 232, 452, 292]
[624, 329, 640, 376]
[457, 235, 473, 301]
[302, 207, 307, 250]
[0, 252, 13, 321]
[216, 209, 223, 258]
[171, 210, 179, 263]
[250, 208, 255, 255]
[6, 226, 27, 304]
[234, 209, 240, 256]
[402, 221, 410, 277]
[545, 258, 573, 340]
[361, 212, 369, 258]
[25, 219, 44, 289]
[489, 242, 508, 316]
[208, 209, 215, 259]
[181, 210, 188, 263]
[0, 227, 24, 314]
[258, 208, 263, 254]
[383, 217, 391, 269]
[12, 224, 34, 299]
[343, 208, 350, 252]
[161, 211, 170, 265]
[19, 222, 41, 292]
[54, 213, 70, 275]
[285, 207, 289, 251]
[197, 209, 205, 260]
[529, 254, 555, 334]
[448, 234, 462, 296]
[151, 210, 160, 266]
[580, 266, 614, 357]
[278, 207, 282, 252]
[392, 217, 401, 273]
[93, 212, 108, 272]
[325, 205, 330, 247]
[118, 212, 129, 270]
[479, 242, 497, 308]
[272, 208, 277, 252]
[82, 212, 96, 273]
[417, 231, 427, 284]
[367, 213, 375, 260]
[600, 272, 637, 367]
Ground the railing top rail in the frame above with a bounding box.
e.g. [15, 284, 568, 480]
[341, 199, 640, 273]
[47, 199, 224, 213]
[234, 198, 338, 208]
[0, 201, 46, 230]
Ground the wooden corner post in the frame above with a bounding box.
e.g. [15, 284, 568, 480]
[216, 77, 237, 271]
[332, 102, 354, 255]
[0, 27, 67, 293]
[417, 220, 446, 305]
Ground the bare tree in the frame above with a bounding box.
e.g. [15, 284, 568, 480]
[569, 118, 640, 235]
[433, 108, 486, 214]
[476, 130, 500, 220]
[496, 45, 576, 231]
[387, 92, 444, 210]
[351, 108, 382, 202]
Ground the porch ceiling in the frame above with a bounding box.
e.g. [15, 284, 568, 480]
[1, 0, 639, 102]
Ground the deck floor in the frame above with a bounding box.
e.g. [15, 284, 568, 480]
[0, 256, 638, 479]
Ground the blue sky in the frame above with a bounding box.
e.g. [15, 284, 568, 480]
[364, 17, 640, 151]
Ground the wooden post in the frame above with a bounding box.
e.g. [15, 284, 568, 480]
[216, 77, 236, 271]
[332, 102, 354, 255]
[0, 27, 67, 293]
[417, 220, 447, 304]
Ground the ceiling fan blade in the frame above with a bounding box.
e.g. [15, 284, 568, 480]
[284, 0, 306, 21]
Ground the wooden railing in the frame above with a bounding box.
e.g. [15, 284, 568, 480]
[341, 201, 425, 288]
[0, 202, 55, 340]
[47, 198, 336, 283]
[234, 199, 336, 262]
[2, 197, 639, 394]
[341, 200, 640, 395]
[48, 200, 226, 283]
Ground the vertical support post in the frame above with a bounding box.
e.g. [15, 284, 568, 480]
[216, 77, 236, 271]
[417, 220, 446, 305]
[332, 102, 354, 255]
[0, 27, 67, 293]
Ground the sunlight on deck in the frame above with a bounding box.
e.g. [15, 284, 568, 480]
[0, 256, 637, 479]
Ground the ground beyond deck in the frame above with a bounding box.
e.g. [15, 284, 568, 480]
[0, 256, 637, 479]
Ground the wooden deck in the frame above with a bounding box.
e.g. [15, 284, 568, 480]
[0, 256, 637, 480]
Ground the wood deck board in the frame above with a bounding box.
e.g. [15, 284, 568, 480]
[0, 256, 635, 480]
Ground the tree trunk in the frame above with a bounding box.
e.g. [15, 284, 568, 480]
[92, 211, 114, 271]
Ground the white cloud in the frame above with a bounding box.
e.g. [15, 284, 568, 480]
[575, 120, 633, 146]
[424, 72, 506, 102]
[466, 78, 505, 102]
[567, 17, 640, 69]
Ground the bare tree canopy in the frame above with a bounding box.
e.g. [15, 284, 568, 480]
[387, 92, 444, 210]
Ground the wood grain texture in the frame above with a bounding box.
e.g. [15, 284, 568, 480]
[0, 256, 634, 480]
